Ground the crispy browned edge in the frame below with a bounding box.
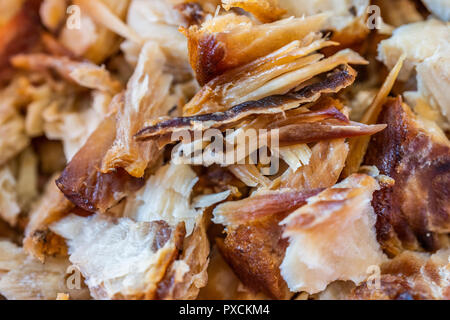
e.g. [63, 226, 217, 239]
[55, 115, 145, 213]
[364, 97, 450, 255]
[136, 65, 357, 140]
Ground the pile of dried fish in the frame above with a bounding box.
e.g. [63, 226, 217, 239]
[0, 0, 448, 300]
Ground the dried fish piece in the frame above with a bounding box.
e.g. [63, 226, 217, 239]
[216, 216, 291, 299]
[183, 13, 330, 85]
[123, 164, 199, 236]
[407, 50, 450, 131]
[43, 100, 106, 161]
[280, 174, 387, 294]
[76, 0, 140, 44]
[56, 113, 145, 213]
[13, 76, 79, 145]
[182, 40, 364, 116]
[234, 49, 366, 104]
[23, 175, 74, 261]
[213, 187, 322, 299]
[20, 73, 114, 163]
[139, 96, 383, 186]
[378, 19, 450, 130]
[102, 42, 173, 178]
[51, 214, 185, 300]
[351, 249, 450, 300]
[378, 20, 449, 81]
[198, 246, 269, 300]
[186, 35, 334, 110]
[51, 57, 181, 212]
[273, 120, 385, 147]
[53, 163, 211, 300]
[343, 54, 405, 176]
[136, 65, 359, 141]
[364, 97, 450, 254]
[227, 165, 271, 188]
[0, 240, 91, 300]
[213, 188, 322, 226]
[278, 139, 349, 190]
[137, 96, 383, 176]
[12, 54, 123, 94]
[156, 213, 210, 300]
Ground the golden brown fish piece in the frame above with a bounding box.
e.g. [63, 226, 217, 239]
[136, 65, 363, 143]
[56, 110, 145, 213]
[198, 246, 269, 300]
[364, 97, 450, 255]
[212, 142, 378, 299]
[182, 13, 329, 85]
[216, 217, 291, 300]
[54, 162, 213, 300]
[101, 42, 171, 178]
[273, 121, 385, 147]
[213, 189, 322, 226]
[182, 41, 365, 116]
[214, 188, 321, 299]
